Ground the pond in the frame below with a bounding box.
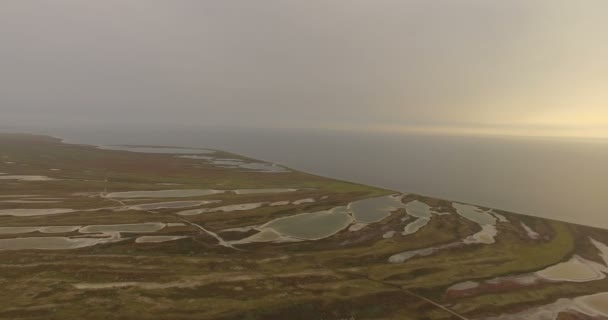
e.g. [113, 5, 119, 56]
[0, 237, 104, 250]
[0, 208, 75, 217]
[453, 203, 496, 226]
[79, 222, 166, 235]
[130, 201, 212, 210]
[261, 206, 353, 240]
[106, 189, 222, 198]
[100, 145, 214, 154]
[233, 188, 297, 195]
[135, 236, 188, 243]
[349, 195, 405, 223]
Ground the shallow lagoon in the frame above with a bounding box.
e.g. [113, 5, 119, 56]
[262, 207, 353, 240]
[101, 145, 214, 154]
[349, 195, 405, 223]
[0, 200, 61, 204]
[130, 201, 212, 211]
[106, 189, 221, 198]
[234, 188, 297, 195]
[179, 155, 290, 173]
[402, 218, 430, 236]
[453, 203, 496, 225]
[0, 237, 104, 250]
[0, 175, 56, 181]
[0, 225, 81, 234]
[79, 222, 166, 234]
[0, 208, 75, 217]
[536, 256, 606, 282]
[135, 236, 188, 243]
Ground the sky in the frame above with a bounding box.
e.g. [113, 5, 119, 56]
[1, 0, 607, 138]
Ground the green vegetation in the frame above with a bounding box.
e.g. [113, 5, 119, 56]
[1, 133, 607, 320]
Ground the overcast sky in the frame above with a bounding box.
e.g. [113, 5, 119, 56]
[1, 1, 607, 137]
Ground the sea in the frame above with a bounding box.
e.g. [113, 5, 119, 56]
[5, 125, 608, 229]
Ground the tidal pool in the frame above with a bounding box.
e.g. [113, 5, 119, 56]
[493, 212, 509, 223]
[100, 145, 214, 154]
[236, 230, 282, 243]
[0, 208, 75, 217]
[130, 201, 212, 211]
[383, 231, 396, 239]
[166, 223, 187, 227]
[39, 226, 82, 233]
[79, 222, 166, 235]
[178, 155, 213, 160]
[106, 189, 221, 198]
[270, 201, 290, 207]
[135, 236, 188, 243]
[349, 195, 405, 223]
[179, 155, 290, 173]
[0, 175, 56, 181]
[0, 195, 40, 198]
[463, 225, 498, 244]
[521, 222, 541, 239]
[576, 292, 608, 317]
[535, 256, 606, 282]
[177, 202, 265, 215]
[0, 237, 104, 250]
[0, 200, 60, 204]
[348, 223, 367, 232]
[486, 292, 608, 319]
[405, 200, 433, 218]
[0, 226, 81, 234]
[234, 188, 297, 195]
[261, 207, 353, 240]
[0, 227, 40, 234]
[389, 242, 462, 263]
[293, 198, 315, 205]
[204, 203, 265, 213]
[237, 162, 290, 173]
[402, 218, 430, 236]
[453, 203, 496, 226]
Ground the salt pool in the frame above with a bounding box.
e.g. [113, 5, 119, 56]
[79, 222, 166, 235]
[0, 237, 104, 250]
[130, 200, 212, 211]
[100, 145, 214, 154]
[452, 203, 496, 226]
[135, 236, 188, 243]
[0, 208, 75, 217]
[0, 175, 56, 181]
[233, 188, 297, 195]
[402, 218, 431, 236]
[261, 207, 353, 240]
[106, 189, 221, 198]
[349, 195, 405, 223]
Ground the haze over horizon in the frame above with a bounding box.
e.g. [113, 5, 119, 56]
[1, 1, 607, 138]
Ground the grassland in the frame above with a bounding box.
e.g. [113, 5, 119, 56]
[1, 133, 607, 320]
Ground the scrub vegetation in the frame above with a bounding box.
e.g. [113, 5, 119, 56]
[1, 134, 607, 320]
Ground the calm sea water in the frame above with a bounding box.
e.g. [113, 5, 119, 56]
[10, 126, 608, 229]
